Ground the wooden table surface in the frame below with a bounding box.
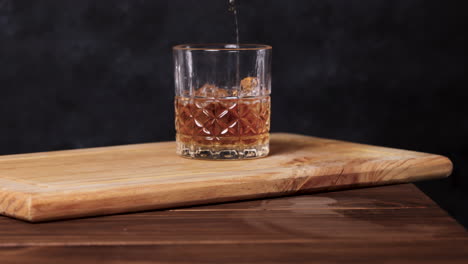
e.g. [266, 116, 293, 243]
[0, 184, 466, 263]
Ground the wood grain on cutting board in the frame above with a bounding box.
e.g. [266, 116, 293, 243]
[0, 133, 452, 222]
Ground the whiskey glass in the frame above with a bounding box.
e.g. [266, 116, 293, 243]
[173, 44, 272, 160]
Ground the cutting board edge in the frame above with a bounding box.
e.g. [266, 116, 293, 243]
[0, 189, 32, 222]
[398, 153, 453, 180]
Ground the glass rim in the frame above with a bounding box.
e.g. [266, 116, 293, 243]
[173, 43, 272, 51]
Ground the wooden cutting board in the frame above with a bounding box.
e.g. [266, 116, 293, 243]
[0, 133, 452, 222]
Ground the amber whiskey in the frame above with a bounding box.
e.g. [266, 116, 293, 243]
[175, 93, 270, 159]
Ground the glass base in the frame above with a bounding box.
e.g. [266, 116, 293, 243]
[176, 141, 269, 160]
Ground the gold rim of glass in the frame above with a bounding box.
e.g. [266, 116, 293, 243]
[173, 43, 272, 51]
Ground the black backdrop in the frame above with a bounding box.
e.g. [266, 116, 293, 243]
[1, 0, 467, 227]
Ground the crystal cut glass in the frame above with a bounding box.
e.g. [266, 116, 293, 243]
[173, 44, 272, 160]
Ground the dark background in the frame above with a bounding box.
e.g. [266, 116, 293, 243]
[1, 0, 467, 227]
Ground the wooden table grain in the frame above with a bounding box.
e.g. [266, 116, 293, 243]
[0, 184, 466, 263]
